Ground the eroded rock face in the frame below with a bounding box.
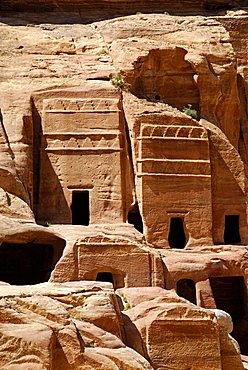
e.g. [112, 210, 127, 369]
[1, 5, 248, 370]
[1, 13, 247, 248]
[0, 281, 153, 370]
[117, 287, 244, 370]
[0, 0, 241, 14]
[98, 14, 247, 248]
[0, 282, 243, 370]
[49, 224, 164, 289]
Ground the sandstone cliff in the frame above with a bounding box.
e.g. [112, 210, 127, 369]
[0, 0, 245, 15]
[1, 3, 248, 370]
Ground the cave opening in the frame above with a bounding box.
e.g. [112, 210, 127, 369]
[176, 279, 196, 304]
[0, 242, 54, 285]
[168, 217, 187, 249]
[96, 272, 114, 285]
[128, 203, 143, 233]
[126, 48, 200, 113]
[210, 276, 248, 354]
[224, 215, 241, 245]
[71, 190, 90, 226]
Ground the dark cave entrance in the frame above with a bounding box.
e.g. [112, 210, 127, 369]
[210, 276, 248, 354]
[0, 242, 54, 285]
[71, 190, 90, 226]
[96, 272, 114, 285]
[128, 203, 143, 233]
[224, 215, 241, 245]
[93, 269, 125, 289]
[176, 279, 197, 304]
[168, 217, 187, 249]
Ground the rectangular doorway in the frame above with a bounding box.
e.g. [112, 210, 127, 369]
[209, 275, 248, 354]
[210, 276, 245, 320]
[168, 217, 187, 249]
[71, 190, 90, 225]
[224, 215, 241, 244]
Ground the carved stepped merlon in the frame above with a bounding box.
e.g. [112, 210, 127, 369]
[45, 133, 121, 152]
[43, 98, 120, 112]
[138, 124, 210, 177]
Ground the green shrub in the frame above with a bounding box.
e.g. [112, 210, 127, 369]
[182, 104, 198, 120]
[111, 73, 125, 89]
[119, 291, 131, 310]
[124, 302, 131, 311]
[98, 47, 109, 56]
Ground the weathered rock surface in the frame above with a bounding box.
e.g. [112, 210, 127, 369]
[1, 5, 248, 370]
[97, 14, 247, 249]
[118, 287, 244, 370]
[48, 224, 165, 289]
[0, 281, 153, 369]
[0, 14, 247, 249]
[0, 0, 243, 15]
[0, 282, 243, 370]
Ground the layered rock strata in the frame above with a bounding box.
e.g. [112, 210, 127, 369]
[0, 282, 243, 370]
[0, 0, 244, 15]
[1, 6, 248, 370]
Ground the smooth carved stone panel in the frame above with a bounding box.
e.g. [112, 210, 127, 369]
[148, 320, 222, 370]
[77, 242, 152, 288]
[37, 96, 128, 225]
[139, 160, 211, 176]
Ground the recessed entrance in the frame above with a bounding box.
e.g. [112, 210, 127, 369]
[176, 279, 196, 304]
[128, 203, 143, 233]
[88, 269, 125, 289]
[224, 215, 241, 244]
[168, 217, 187, 249]
[96, 272, 114, 285]
[0, 242, 54, 285]
[210, 276, 248, 354]
[71, 190, 90, 226]
[210, 276, 245, 322]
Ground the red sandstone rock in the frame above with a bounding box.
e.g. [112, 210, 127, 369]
[0, 282, 154, 369]
[0, 0, 240, 15]
[118, 287, 244, 370]
[1, 6, 248, 370]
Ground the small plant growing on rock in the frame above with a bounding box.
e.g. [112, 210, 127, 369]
[124, 302, 131, 311]
[182, 104, 198, 120]
[111, 73, 125, 90]
[119, 291, 131, 311]
[98, 47, 109, 56]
